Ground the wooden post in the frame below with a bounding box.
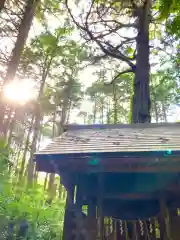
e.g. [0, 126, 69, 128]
[159, 199, 168, 240]
[112, 219, 116, 240]
[136, 221, 142, 240]
[127, 221, 133, 240]
[132, 221, 137, 240]
[169, 208, 180, 240]
[75, 183, 84, 240]
[88, 197, 97, 240]
[97, 173, 104, 240]
[63, 180, 75, 240]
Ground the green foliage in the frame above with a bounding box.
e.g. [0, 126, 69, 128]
[0, 140, 65, 239]
[157, 0, 180, 37]
[151, 68, 179, 105]
[86, 70, 132, 124]
[36, 0, 65, 22]
[0, 137, 12, 170]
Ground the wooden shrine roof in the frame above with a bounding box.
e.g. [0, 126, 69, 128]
[35, 122, 180, 155]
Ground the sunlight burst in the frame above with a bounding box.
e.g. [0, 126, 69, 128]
[3, 80, 35, 104]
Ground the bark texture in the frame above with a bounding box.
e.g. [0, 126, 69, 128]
[132, 0, 151, 123]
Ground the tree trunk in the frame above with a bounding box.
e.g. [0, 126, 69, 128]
[93, 99, 97, 124]
[101, 102, 104, 124]
[47, 173, 56, 203]
[27, 53, 55, 184]
[58, 79, 72, 135]
[47, 112, 56, 202]
[161, 101, 167, 122]
[132, 0, 151, 123]
[106, 99, 111, 124]
[66, 101, 72, 124]
[3, 0, 38, 83]
[19, 117, 34, 179]
[7, 109, 16, 145]
[59, 183, 62, 199]
[0, 0, 6, 13]
[0, 0, 39, 131]
[27, 109, 41, 184]
[44, 173, 48, 190]
[113, 82, 118, 124]
[152, 98, 159, 123]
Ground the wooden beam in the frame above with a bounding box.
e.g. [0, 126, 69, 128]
[62, 165, 180, 173]
[81, 191, 180, 202]
[57, 156, 180, 165]
[104, 193, 159, 200]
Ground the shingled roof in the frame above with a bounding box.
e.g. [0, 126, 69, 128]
[35, 122, 180, 155]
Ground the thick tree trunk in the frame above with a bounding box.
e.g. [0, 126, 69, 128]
[4, 0, 38, 83]
[0, 0, 39, 131]
[132, 0, 151, 123]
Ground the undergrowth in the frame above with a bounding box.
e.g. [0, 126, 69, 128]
[0, 137, 65, 239]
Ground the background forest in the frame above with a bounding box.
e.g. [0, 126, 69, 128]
[0, 0, 180, 238]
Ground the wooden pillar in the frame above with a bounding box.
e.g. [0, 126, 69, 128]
[97, 173, 104, 240]
[63, 181, 75, 240]
[88, 197, 97, 239]
[169, 208, 180, 240]
[74, 183, 84, 240]
[132, 221, 138, 240]
[136, 221, 142, 240]
[159, 199, 168, 240]
[127, 221, 133, 240]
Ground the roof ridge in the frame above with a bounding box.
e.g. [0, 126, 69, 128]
[64, 122, 180, 131]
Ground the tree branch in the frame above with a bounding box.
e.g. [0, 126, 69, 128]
[105, 68, 135, 85]
[65, 0, 136, 69]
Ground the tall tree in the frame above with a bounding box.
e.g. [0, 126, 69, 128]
[65, 0, 152, 123]
[0, 0, 39, 133]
